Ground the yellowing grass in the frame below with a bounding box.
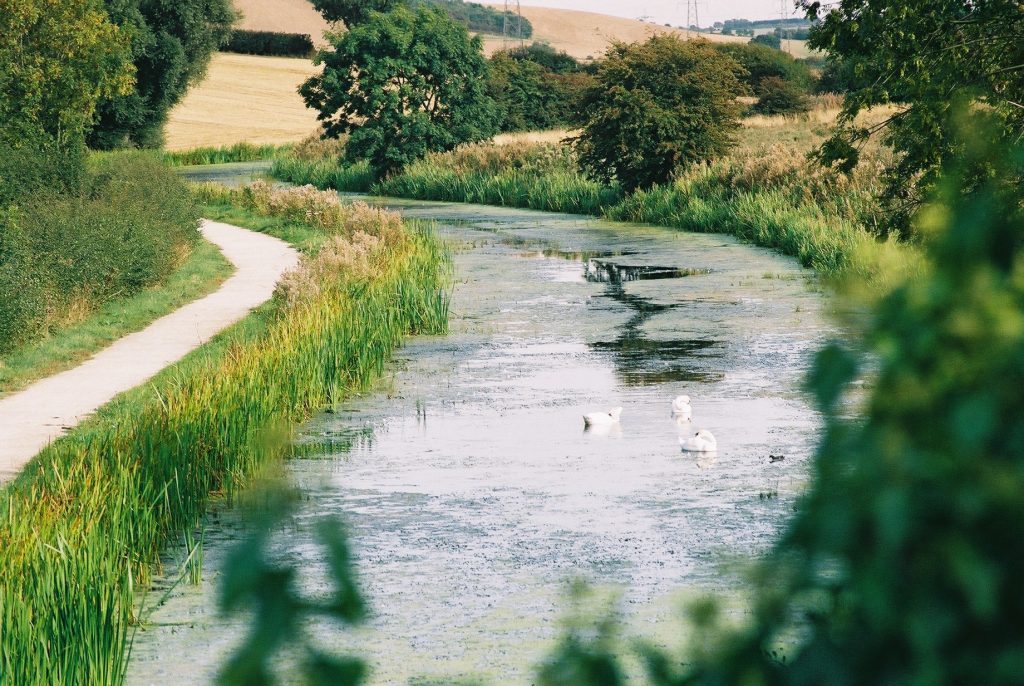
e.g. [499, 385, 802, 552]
[493, 129, 574, 146]
[164, 53, 321, 150]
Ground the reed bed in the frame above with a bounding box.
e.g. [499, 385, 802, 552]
[0, 184, 451, 684]
[161, 142, 293, 167]
[271, 108, 922, 292]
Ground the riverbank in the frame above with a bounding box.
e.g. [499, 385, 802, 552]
[270, 110, 922, 298]
[0, 185, 450, 684]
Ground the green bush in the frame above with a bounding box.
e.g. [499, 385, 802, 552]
[488, 50, 594, 132]
[505, 42, 580, 73]
[0, 153, 200, 352]
[751, 32, 781, 49]
[574, 36, 745, 192]
[715, 42, 814, 95]
[223, 30, 315, 58]
[752, 76, 810, 115]
[0, 144, 84, 207]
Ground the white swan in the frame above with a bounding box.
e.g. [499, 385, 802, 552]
[680, 429, 716, 452]
[583, 407, 622, 428]
[671, 395, 692, 421]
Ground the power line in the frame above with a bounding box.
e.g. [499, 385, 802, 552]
[502, 0, 523, 49]
[681, 0, 699, 36]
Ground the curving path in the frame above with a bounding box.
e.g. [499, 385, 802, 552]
[0, 220, 299, 483]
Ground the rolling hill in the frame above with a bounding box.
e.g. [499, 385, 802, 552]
[232, 0, 782, 59]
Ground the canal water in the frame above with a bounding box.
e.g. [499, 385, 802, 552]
[130, 166, 831, 684]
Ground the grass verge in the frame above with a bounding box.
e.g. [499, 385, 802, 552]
[0, 238, 232, 397]
[1, 152, 201, 353]
[0, 184, 450, 685]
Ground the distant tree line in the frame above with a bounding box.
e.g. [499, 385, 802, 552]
[720, 17, 809, 32]
[223, 30, 314, 58]
[416, 0, 532, 38]
[311, 0, 531, 36]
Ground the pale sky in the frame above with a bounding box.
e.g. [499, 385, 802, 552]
[516, 0, 803, 27]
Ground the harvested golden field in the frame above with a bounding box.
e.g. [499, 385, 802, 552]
[164, 53, 321, 150]
[478, 5, 747, 59]
[234, 0, 333, 43]
[231, 0, 811, 60]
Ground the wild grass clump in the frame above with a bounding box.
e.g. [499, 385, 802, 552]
[0, 184, 450, 684]
[376, 143, 622, 215]
[271, 156, 375, 193]
[0, 152, 200, 352]
[161, 142, 292, 166]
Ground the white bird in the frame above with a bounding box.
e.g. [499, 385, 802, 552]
[671, 395, 692, 421]
[680, 429, 717, 452]
[583, 407, 622, 429]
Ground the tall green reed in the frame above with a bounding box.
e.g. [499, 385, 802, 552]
[0, 184, 450, 685]
[161, 142, 292, 167]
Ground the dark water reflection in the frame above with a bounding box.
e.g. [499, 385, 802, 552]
[131, 165, 833, 685]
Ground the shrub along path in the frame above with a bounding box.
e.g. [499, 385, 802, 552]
[0, 220, 299, 482]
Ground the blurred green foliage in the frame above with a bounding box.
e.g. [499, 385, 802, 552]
[750, 33, 781, 50]
[217, 488, 368, 686]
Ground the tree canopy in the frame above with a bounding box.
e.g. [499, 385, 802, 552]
[310, 0, 400, 26]
[88, 0, 236, 149]
[573, 36, 745, 192]
[802, 0, 1024, 231]
[300, 4, 497, 177]
[0, 0, 133, 150]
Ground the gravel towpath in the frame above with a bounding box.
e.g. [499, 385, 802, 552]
[0, 220, 299, 482]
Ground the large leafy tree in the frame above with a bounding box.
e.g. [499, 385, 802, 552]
[300, 4, 497, 177]
[310, 0, 400, 26]
[0, 0, 133, 150]
[573, 36, 745, 192]
[88, 0, 236, 149]
[802, 0, 1024, 231]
